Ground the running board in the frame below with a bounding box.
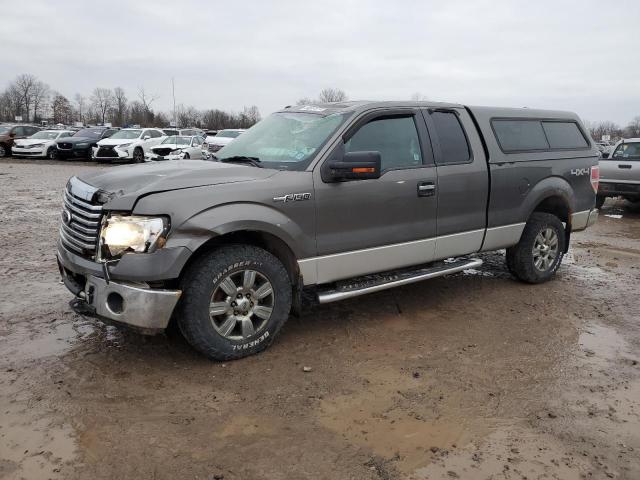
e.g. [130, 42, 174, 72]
[316, 257, 483, 304]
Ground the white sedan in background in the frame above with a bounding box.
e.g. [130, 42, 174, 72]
[146, 135, 209, 160]
[93, 128, 166, 163]
[205, 128, 245, 154]
[12, 130, 74, 159]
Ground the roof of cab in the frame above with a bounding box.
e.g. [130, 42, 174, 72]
[281, 100, 464, 116]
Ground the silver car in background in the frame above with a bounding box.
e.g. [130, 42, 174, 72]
[146, 135, 209, 160]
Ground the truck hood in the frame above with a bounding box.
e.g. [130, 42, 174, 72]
[77, 160, 278, 210]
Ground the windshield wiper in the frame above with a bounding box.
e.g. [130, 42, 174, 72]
[217, 156, 262, 168]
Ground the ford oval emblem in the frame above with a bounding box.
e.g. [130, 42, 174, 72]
[61, 209, 72, 225]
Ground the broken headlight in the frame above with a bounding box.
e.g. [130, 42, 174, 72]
[98, 215, 167, 261]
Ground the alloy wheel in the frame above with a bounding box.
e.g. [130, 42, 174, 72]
[209, 269, 274, 340]
[532, 227, 559, 271]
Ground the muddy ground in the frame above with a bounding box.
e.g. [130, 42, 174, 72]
[0, 158, 639, 480]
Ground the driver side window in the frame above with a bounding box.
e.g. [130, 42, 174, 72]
[345, 116, 422, 171]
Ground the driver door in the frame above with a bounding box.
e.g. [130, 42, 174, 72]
[311, 109, 438, 284]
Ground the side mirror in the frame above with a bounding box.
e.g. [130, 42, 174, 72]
[325, 151, 382, 182]
[143, 135, 151, 140]
[9, 132, 16, 138]
[601, 152, 609, 159]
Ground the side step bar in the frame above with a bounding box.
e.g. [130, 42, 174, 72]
[316, 257, 483, 304]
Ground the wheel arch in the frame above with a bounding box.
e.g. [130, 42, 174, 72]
[524, 176, 575, 252]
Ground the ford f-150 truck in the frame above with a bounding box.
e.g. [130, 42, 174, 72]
[57, 101, 600, 360]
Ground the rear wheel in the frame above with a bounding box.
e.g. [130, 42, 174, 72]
[176, 245, 292, 361]
[0, 144, 8, 157]
[596, 195, 606, 209]
[506, 212, 566, 284]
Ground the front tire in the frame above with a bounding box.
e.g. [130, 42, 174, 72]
[506, 212, 566, 284]
[0, 143, 8, 157]
[176, 245, 292, 361]
[133, 147, 144, 163]
[46, 147, 58, 160]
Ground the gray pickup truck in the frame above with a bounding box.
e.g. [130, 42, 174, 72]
[57, 101, 599, 360]
[597, 137, 640, 207]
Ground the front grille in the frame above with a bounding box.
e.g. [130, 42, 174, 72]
[96, 146, 117, 158]
[208, 144, 222, 152]
[153, 148, 174, 156]
[58, 142, 73, 150]
[59, 182, 103, 258]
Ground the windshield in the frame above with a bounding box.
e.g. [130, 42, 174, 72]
[73, 129, 104, 138]
[162, 136, 191, 146]
[217, 112, 351, 170]
[31, 131, 60, 140]
[612, 142, 640, 160]
[217, 130, 242, 138]
[110, 129, 142, 139]
[0, 126, 10, 134]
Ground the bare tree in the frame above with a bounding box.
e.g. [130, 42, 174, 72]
[410, 92, 429, 101]
[296, 97, 313, 106]
[587, 121, 623, 142]
[51, 93, 73, 124]
[240, 105, 261, 127]
[137, 86, 159, 126]
[74, 94, 86, 124]
[318, 88, 348, 103]
[13, 73, 38, 121]
[626, 116, 640, 138]
[113, 87, 128, 127]
[31, 80, 50, 122]
[91, 88, 115, 125]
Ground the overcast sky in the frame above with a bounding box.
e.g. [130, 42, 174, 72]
[2, 0, 638, 125]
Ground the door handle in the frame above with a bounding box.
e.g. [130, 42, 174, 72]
[417, 181, 436, 197]
[618, 164, 631, 169]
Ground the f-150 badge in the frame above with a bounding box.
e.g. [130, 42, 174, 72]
[273, 193, 311, 203]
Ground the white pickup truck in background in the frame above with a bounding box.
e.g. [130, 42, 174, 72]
[597, 138, 640, 207]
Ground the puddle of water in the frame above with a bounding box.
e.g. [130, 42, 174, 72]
[604, 214, 623, 219]
[578, 324, 627, 361]
[0, 321, 97, 366]
[414, 427, 592, 480]
[317, 367, 484, 473]
[0, 407, 77, 480]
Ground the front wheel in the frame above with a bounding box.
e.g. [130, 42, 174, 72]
[46, 147, 58, 160]
[176, 245, 292, 360]
[506, 212, 566, 284]
[0, 144, 8, 157]
[133, 147, 144, 163]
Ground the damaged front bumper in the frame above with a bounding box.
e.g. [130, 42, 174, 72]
[58, 257, 181, 334]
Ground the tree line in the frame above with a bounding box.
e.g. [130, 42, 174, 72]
[585, 118, 640, 143]
[0, 73, 262, 130]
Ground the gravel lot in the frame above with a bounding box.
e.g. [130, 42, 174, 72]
[1, 158, 639, 480]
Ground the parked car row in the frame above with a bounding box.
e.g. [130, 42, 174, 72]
[1, 124, 246, 163]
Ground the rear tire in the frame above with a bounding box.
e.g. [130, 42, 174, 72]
[0, 143, 8, 157]
[506, 212, 566, 284]
[176, 245, 292, 361]
[596, 195, 606, 209]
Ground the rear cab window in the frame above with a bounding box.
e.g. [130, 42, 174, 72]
[492, 119, 589, 153]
